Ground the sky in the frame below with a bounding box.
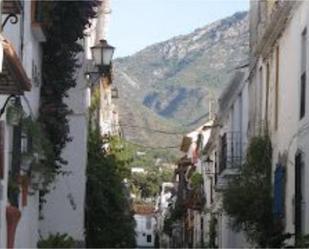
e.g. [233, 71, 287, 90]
[109, 0, 249, 58]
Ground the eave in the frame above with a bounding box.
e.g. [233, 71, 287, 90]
[0, 37, 31, 95]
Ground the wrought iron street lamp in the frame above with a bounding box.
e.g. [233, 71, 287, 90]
[85, 40, 115, 85]
[0, 95, 23, 126]
[90, 39, 115, 74]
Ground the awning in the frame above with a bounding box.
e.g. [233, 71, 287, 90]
[0, 36, 31, 94]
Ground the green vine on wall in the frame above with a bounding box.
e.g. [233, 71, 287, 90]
[222, 135, 289, 248]
[38, 1, 99, 192]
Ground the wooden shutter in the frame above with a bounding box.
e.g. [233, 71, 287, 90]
[0, 121, 5, 179]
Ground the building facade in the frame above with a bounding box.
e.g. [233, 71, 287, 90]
[204, 69, 249, 248]
[40, 0, 120, 245]
[249, 0, 309, 245]
[0, 1, 45, 247]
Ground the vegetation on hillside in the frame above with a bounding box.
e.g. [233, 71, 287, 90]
[130, 166, 174, 200]
[114, 11, 249, 128]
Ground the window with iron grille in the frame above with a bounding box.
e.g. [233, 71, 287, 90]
[300, 28, 307, 119]
[219, 134, 227, 173]
[147, 235, 152, 243]
[300, 73, 306, 119]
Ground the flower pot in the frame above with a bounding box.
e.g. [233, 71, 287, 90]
[6, 205, 21, 249]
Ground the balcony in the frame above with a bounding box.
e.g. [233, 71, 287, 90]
[219, 132, 243, 173]
[184, 186, 206, 211]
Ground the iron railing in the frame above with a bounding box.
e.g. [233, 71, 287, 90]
[219, 131, 244, 173]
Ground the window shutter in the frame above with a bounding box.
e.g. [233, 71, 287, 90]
[273, 163, 284, 219]
[0, 121, 5, 179]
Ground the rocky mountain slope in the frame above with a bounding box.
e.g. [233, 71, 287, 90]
[114, 11, 249, 148]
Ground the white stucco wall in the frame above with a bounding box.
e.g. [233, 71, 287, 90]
[135, 214, 156, 248]
[39, 53, 89, 243]
[39, 114, 88, 242]
[0, 117, 13, 248]
[0, 1, 43, 247]
[261, 1, 309, 238]
[218, 213, 247, 248]
[211, 72, 249, 248]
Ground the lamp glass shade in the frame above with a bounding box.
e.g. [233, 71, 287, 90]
[91, 43, 103, 66]
[102, 45, 115, 66]
[91, 40, 115, 67]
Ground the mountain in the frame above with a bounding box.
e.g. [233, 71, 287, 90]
[114, 11, 249, 148]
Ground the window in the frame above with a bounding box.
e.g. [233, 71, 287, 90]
[295, 153, 304, 237]
[300, 73, 306, 119]
[300, 28, 307, 119]
[0, 121, 4, 179]
[210, 178, 213, 204]
[219, 134, 227, 173]
[147, 235, 152, 243]
[146, 217, 151, 230]
[265, 63, 270, 126]
[258, 67, 263, 127]
[273, 163, 284, 218]
[275, 46, 280, 129]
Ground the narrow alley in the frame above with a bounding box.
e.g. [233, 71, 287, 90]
[0, 0, 309, 248]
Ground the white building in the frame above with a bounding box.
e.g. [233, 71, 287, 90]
[0, 1, 46, 248]
[249, 1, 309, 245]
[203, 69, 249, 248]
[135, 214, 156, 248]
[38, 51, 89, 244]
[39, 0, 121, 245]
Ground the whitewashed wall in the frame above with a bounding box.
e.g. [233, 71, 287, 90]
[0, 0, 43, 247]
[135, 214, 156, 248]
[39, 53, 89, 243]
[259, 1, 309, 239]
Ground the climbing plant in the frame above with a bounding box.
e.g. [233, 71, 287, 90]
[190, 172, 204, 190]
[163, 204, 185, 237]
[38, 1, 99, 192]
[85, 127, 136, 248]
[222, 135, 289, 247]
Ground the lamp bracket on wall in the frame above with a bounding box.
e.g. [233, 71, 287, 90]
[85, 71, 101, 87]
[0, 94, 16, 118]
[2, 13, 19, 29]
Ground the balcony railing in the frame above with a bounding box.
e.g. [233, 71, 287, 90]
[219, 131, 244, 173]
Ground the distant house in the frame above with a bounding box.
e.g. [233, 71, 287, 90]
[131, 167, 145, 174]
[134, 204, 156, 248]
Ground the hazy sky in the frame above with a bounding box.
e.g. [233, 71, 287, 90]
[109, 0, 249, 58]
